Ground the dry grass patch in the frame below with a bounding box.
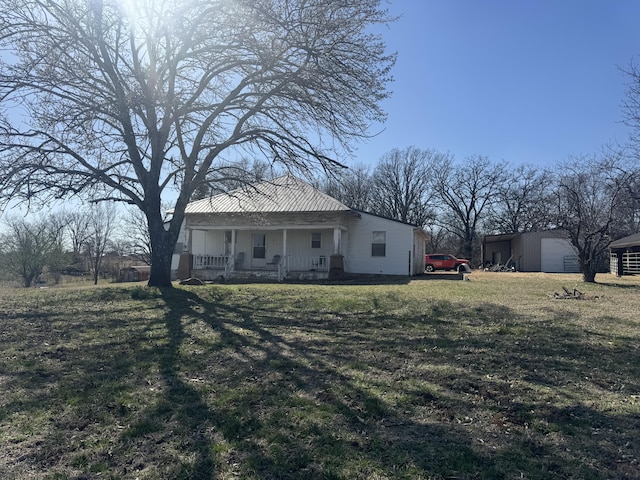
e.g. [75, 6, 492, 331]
[1, 273, 639, 479]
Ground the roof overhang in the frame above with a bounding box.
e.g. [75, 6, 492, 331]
[609, 233, 640, 249]
[483, 233, 519, 243]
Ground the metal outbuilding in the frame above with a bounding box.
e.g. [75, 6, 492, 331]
[482, 231, 579, 273]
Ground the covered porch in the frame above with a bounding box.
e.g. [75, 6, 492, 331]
[183, 226, 347, 281]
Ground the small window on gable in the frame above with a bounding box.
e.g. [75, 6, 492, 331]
[371, 231, 386, 257]
[311, 232, 322, 249]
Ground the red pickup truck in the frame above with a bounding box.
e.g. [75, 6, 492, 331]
[424, 254, 470, 273]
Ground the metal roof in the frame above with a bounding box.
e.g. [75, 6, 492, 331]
[483, 233, 520, 243]
[609, 232, 640, 249]
[185, 174, 352, 214]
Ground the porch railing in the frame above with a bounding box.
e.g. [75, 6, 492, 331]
[192, 253, 329, 280]
[193, 254, 229, 270]
[286, 255, 328, 272]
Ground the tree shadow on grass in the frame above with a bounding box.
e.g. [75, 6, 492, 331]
[2, 285, 639, 479]
[128, 287, 485, 479]
[136, 287, 640, 479]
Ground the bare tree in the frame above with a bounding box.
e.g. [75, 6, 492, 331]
[424, 226, 460, 255]
[369, 147, 440, 226]
[0, 0, 395, 287]
[65, 211, 92, 256]
[0, 215, 67, 287]
[189, 157, 277, 201]
[619, 175, 640, 234]
[553, 150, 638, 283]
[208, 158, 277, 196]
[63, 209, 93, 275]
[489, 164, 554, 234]
[317, 163, 373, 211]
[107, 237, 134, 258]
[431, 155, 507, 262]
[84, 204, 117, 285]
[622, 59, 640, 151]
[124, 207, 153, 266]
[620, 61, 640, 232]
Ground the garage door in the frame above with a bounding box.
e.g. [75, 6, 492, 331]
[540, 238, 579, 273]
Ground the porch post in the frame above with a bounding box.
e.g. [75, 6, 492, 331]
[282, 229, 288, 255]
[333, 228, 341, 254]
[178, 226, 193, 279]
[616, 250, 624, 277]
[231, 229, 237, 256]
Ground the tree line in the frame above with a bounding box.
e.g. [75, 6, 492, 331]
[2, 144, 639, 285]
[315, 146, 640, 282]
[0, 205, 152, 287]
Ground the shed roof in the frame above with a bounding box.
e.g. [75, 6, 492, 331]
[185, 174, 352, 214]
[609, 232, 640, 249]
[483, 233, 520, 243]
[122, 265, 151, 272]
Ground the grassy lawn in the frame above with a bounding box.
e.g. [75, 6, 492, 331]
[1, 272, 639, 479]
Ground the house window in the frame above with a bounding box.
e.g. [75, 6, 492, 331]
[311, 232, 322, 249]
[252, 234, 266, 259]
[371, 231, 386, 257]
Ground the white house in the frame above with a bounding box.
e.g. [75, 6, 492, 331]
[174, 175, 427, 281]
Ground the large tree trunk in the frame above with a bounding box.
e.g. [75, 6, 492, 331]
[461, 233, 474, 263]
[580, 257, 597, 283]
[148, 239, 175, 287]
[582, 270, 597, 283]
[24, 272, 36, 288]
[147, 214, 181, 288]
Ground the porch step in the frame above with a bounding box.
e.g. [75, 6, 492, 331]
[227, 270, 280, 281]
[190, 268, 280, 282]
[190, 268, 328, 283]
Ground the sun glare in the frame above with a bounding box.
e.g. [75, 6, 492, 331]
[116, 0, 143, 23]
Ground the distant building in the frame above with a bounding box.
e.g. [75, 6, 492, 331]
[119, 265, 151, 282]
[482, 231, 579, 273]
[609, 233, 640, 276]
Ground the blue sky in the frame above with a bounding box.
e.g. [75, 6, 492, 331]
[3, 0, 640, 220]
[352, 0, 640, 168]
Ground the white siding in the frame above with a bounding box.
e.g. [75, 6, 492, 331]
[264, 231, 283, 261]
[346, 213, 413, 275]
[285, 229, 334, 258]
[191, 230, 206, 255]
[192, 230, 227, 256]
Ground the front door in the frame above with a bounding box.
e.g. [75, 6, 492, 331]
[252, 234, 266, 268]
